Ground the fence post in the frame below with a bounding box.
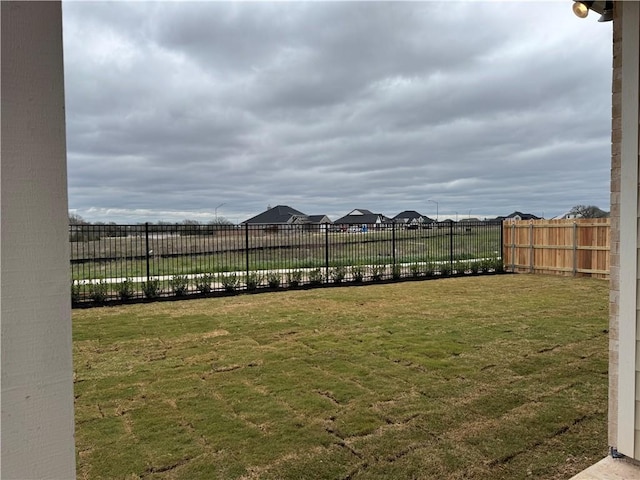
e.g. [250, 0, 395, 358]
[392, 221, 396, 266]
[449, 220, 454, 272]
[573, 221, 578, 276]
[511, 222, 516, 272]
[529, 221, 534, 273]
[245, 223, 250, 280]
[325, 225, 329, 283]
[145, 222, 150, 283]
[499, 220, 504, 265]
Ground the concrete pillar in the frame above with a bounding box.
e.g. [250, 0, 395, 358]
[1, 2, 76, 478]
[610, 0, 640, 461]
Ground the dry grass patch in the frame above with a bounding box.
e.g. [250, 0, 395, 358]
[74, 275, 608, 479]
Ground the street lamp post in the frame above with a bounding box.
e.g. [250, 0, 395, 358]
[428, 199, 439, 222]
[215, 203, 226, 222]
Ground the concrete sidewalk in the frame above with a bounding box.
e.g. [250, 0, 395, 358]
[570, 456, 640, 479]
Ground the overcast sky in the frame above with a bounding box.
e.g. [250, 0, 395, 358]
[62, 1, 613, 224]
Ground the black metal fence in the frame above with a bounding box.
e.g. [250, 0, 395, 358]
[70, 221, 504, 305]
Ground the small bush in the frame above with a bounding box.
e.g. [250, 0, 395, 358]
[469, 261, 480, 274]
[351, 265, 365, 282]
[267, 272, 281, 288]
[195, 273, 214, 294]
[480, 258, 492, 274]
[330, 266, 346, 284]
[391, 264, 402, 280]
[492, 257, 505, 273]
[245, 272, 263, 291]
[220, 273, 239, 292]
[456, 262, 470, 275]
[117, 278, 135, 300]
[143, 279, 161, 299]
[409, 264, 422, 278]
[287, 270, 303, 287]
[439, 263, 451, 277]
[71, 281, 81, 303]
[308, 268, 323, 286]
[89, 281, 109, 304]
[424, 262, 435, 277]
[170, 275, 189, 296]
[370, 265, 385, 281]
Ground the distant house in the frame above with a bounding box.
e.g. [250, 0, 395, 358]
[242, 206, 333, 231]
[242, 205, 310, 227]
[307, 215, 332, 225]
[306, 214, 333, 232]
[496, 211, 541, 222]
[333, 209, 392, 230]
[392, 210, 434, 228]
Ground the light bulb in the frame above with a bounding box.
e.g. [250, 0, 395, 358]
[572, 1, 589, 18]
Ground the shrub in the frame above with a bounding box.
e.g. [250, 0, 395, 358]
[439, 263, 451, 277]
[370, 265, 385, 281]
[169, 275, 189, 296]
[89, 280, 109, 304]
[409, 264, 422, 278]
[308, 268, 323, 286]
[492, 257, 505, 273]
[71, 281, 81, 303]
[480, 258, 492, 274]
[469, 261, 480, 274]
[142, 278, 161, 299]
[195, 273, 214, 294]
[245, 272, 263, 291]
[287, 270, 303, 287]
[267, 272, 281, 288]
[456, 262, 470, 275]
[330, 266, 346, 284]
[424, 263, 436, 277]
[391, 264, 402, 280]
[219, 273, 239, 293]
[351, 265, 365, 283]
[117, 278, 135, 300]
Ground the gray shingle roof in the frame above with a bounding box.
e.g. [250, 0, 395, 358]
[243, 205, 308, 224]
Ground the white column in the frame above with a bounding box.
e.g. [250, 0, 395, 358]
[617, 0, 640, 459]
[1, 2, 76, 478]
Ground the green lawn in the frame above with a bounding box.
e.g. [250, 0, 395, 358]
[74, 274, 609, 479]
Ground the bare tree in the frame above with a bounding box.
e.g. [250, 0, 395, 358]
[569, 205, 609, 218]
[69, 213, 88, 225]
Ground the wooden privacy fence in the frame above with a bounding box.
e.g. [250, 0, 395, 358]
[502, 218, 610, 279]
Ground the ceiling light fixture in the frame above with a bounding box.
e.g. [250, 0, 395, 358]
[598, 5, 613, 22]
[572, 1, 613, 22]
[572, 1, 592, 18]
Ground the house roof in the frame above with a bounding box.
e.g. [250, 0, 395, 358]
[393, 210, 434, 223]
[307, 215, 332, 224]
[496, 211, 541, 221]
[334, 209, 391, 225]
[243, 205, 308, 224]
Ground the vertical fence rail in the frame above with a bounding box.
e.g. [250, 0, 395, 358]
[324, 227, 329, 282]
[573, 221, 578, 276]
[245, 223, 249, 280]
[529, 222, 534, 274]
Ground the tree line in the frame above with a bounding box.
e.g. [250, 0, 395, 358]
[69, 214, 234, 242]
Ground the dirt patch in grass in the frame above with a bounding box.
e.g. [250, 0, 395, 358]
[74, 274, 608, 479]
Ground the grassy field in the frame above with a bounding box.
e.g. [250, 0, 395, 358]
[74, 274, 609, 479]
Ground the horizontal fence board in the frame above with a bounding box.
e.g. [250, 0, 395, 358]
[503, 218, 610, 279]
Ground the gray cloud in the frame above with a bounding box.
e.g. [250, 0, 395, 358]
[62, 1, 613, 223]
